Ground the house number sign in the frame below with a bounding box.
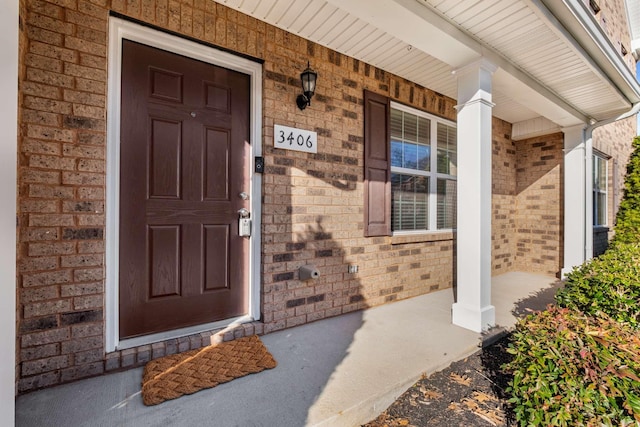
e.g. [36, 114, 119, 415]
[274, 124, 317, 154]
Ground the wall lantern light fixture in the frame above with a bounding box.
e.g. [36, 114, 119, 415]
[296, 62, 318, 110]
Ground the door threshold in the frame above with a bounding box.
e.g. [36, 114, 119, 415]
[115, 315, 253, 351]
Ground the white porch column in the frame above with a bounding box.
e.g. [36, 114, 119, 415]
[561, 125, 591, 277]
[451, 58, 497, 332]
[0, 0, 18, 423]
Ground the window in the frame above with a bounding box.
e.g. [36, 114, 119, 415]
[593, 153, 608, 226]
[363, 91, 457, 237]
[390, 103, 457, 232]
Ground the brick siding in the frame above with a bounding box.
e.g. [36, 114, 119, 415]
[514, 133, 564, 275]
[492, 118, 517, 274]
[15, 0, 635, 392]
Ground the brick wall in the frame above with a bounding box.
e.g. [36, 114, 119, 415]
[17, 0, 110, 392]
[593, 116, 636, 245]
[514, 133, 564, 275]
[587, 0, 637, 251]
[17, 0, 609, 392]
[591, 0, 635, 72]
[492, 118, 516, 274]
[16, 0, 465, 392]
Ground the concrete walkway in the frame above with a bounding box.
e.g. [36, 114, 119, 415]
[16, 272, 559, 427]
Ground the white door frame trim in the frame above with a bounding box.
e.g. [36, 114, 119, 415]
[106, 17, 263, 352]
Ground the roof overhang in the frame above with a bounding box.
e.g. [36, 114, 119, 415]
[217, 0, 640, 129]
[626, 0, 640, 60]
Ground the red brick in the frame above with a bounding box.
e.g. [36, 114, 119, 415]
[21, 169, 61, 184]
[47, 0, 78, 9]
[25, 53, 63, 73]
[26, 12, 75, 35]
[26, 25, 64, 46]
[76, 21, 107, 40]
[62, 200, 103, 213]
[64, 62, 106, 82]
[60, 254, 102, 268]
[21, 285, 59, 303]
[21, 81, 61, 100]
[61, 171, 104, 185]
[27, 0, 64, 18]
[28, 241, 75, 256]
[60, 282, 104, 297]
[62, 143, 104, 158]
[28, 213, 75, 226]
[19, 256, 58, 272]
[62, 90, 105, 107]
[76, 214, 104, 226]
[30, 41, 77, 63]
[26, 68, 75, 89]
[74, 77, 105, 94]
[29, 154, 76, 170]
[28, 184, 74, 199]
[72, 295, 103, 310]
[66, 9, 106, 30]
[20, 199, 59, 213]
[72, 104, 104, 120]
[21, 228, 59, 242]
[23, 95, 72, 114]
[77, 159, 104, 172]
[77, 241, 104, 253]
[20, 140, 62, 158]
[26, 124, 75, 143]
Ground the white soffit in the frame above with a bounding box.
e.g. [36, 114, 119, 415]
[216, 0, 634, 126]
[627, 0, 640, 55]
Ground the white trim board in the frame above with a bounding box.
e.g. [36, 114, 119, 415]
[1, 0, 18, 423]
[106, 17, 263, 352]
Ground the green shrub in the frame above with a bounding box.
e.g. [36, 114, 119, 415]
[612, 136, 640, 246]
[555, 242, 640, 328]
[505, 307, 640, 426]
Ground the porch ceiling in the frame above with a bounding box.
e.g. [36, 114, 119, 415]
[216, 0, 640, 128]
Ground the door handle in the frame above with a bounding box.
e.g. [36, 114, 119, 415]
[238, 208, 250, 218]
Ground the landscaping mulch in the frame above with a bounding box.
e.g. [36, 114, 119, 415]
[363, 335, 516, 427]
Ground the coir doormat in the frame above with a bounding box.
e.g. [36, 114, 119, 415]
[141, 335, 277, 405]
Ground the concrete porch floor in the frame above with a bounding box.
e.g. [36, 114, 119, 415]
[16, 272, 560, 427]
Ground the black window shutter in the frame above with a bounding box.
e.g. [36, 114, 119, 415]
[363, 90, 391, 237]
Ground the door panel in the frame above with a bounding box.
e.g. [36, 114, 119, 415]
[149, 118, 181, 199]
[204, 127, 231, 200]
[119, 40, 251, 339]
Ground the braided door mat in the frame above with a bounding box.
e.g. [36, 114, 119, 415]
[141, 335, 277, 405]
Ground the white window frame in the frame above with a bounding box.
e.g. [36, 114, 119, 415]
[593, 151, 608, 227]
[390, 101, 457, 234]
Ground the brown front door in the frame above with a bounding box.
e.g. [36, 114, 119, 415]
[119, 40, 251, 340]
